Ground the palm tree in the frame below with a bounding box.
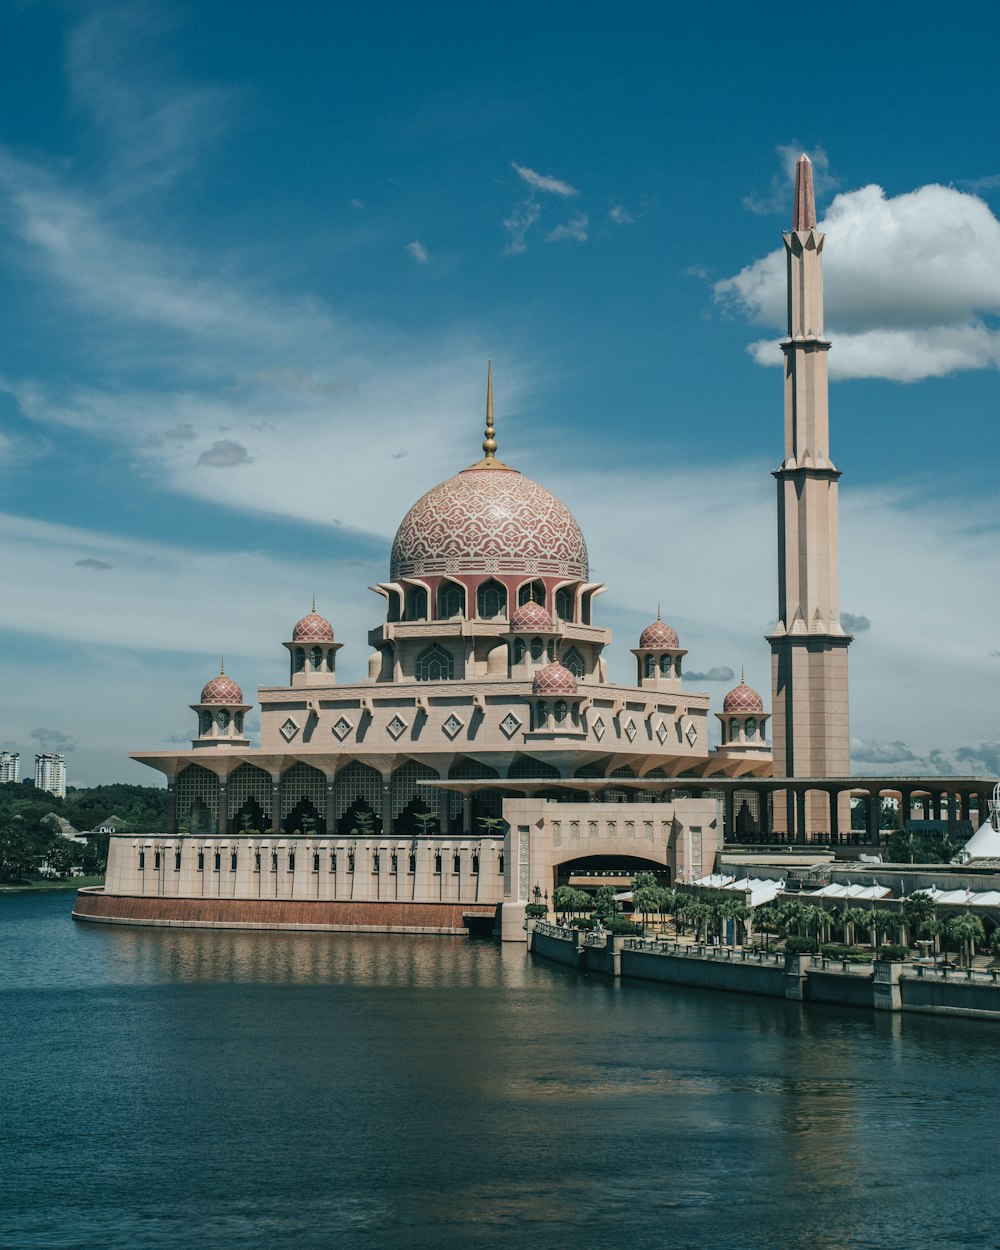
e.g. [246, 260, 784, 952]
[778, 900, 806, 937]
[870, 908, 900, 947]
[716, 898, 750, 946]
[902, 891, 936, 947]
[946, 913, 985, 967]
[686, 901, 712, 943]
[841, 907, 871, 947]
[754, 905, 782, 951]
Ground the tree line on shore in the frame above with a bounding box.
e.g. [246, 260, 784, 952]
[0, 781, 167, 882]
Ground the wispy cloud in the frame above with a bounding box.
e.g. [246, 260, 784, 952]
[743, 143, 838, 216]
[31, 727, 79, 753]
[546, 212, 588, 244]
[197, 439, 253, 468]
[75, 558, 113, 570]
[405, 240, 429, 264]
[504, 161, 580, 253]
[608, 205, 634, 225]
[716, 182, 1000, 380]
[511, 163, 578, 197]
[840, 612, 871, 633]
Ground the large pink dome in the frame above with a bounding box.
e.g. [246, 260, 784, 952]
[390, 467, 588, 581]
[292, 611, 334, 642]
[200, 673, 244, 704]
[723, 682, 764, 713]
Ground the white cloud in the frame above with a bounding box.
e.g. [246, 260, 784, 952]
[546, 212, 589, 244]
[608, 205, 634, 225]
[511, 163, 578, 197]
[405, 240, 429, 264]
[716, 182, 1000, 381]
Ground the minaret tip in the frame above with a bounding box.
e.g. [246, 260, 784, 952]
[312, 593, 316, 613]
[793, 153, 816, 231]
[220, 655, 225, 675]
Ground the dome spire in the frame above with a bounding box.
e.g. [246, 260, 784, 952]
[465, 361, 513, 471]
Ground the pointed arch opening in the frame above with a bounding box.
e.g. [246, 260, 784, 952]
[476, 578, 507, 620]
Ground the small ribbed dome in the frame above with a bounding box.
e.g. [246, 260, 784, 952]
[532, 662, 578, 696]
[510, 600, 552, 632]
[639, 618, 680, 649]
[200, 673, 244, 704]
[292, 611, 334, 642]
[723, 682, 764, 713]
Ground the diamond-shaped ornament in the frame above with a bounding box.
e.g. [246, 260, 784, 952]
[280, 718, 299, 742]
[387, 715, 408, 740]
[685, 722, 698, 746]
[624, 718, 637, 742]
[593, 716, 605, 741]
[656, 721, 669, 745]
[442, 713, 464, 740]
[499, 712, 521, 738]
[332, 715, 353, 741]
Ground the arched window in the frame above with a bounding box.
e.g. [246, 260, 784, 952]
[745, 717, 758, 741]
[660, 655, 672, 676]
[513, 638, 526, 664]
[326, 649, 335, 670]
[200, 711, 212, 735]
[386, 590, 401, 623]
[234, 713, 244, 734]
[476, 579, 507, 619]
[416, 644, 454, 681]
[294, 648, 306, 672]
[216, 710, 230, 731]
[453, 853, 461, 874]
[518, 579, 545, 607]
[530, 636, 545, 661]
[555, 587, 573, 621]
[405, 586, 428, 620]
[536, 700, 549, 728]
[645, 655, 657, 678]
[472, 854, 480, 874]
[437, 582, 465, 619]
[554, 700, 569, 723]
[729, 717, 740, 743]
[563, 647, 585, 678]
[310, 646, 323, 670]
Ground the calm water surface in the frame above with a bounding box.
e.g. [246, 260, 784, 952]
[2, 893, 997, 1250]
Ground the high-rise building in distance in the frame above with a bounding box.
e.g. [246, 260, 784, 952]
[0, 750, 20, 783]
[35, 753, 67, 798]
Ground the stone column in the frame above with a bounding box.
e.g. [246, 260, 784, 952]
[217, 783, 229, 836]
[167, 783, 178, 836]
[828, 789, 840, 840]
[866, 795, 879, 843]
[795, 789, 807, 844]
[381, 777, 393, 837]
[271, 782, 282, 835]
[325, 777, 337, 838]
[723, 791, 735, 842]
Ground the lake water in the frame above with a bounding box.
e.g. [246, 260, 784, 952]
[1, 892, 997, 1250]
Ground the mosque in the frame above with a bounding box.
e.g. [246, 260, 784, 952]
[74, 157, 995, 940]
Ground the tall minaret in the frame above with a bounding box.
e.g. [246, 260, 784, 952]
[768, 154, 852, 832]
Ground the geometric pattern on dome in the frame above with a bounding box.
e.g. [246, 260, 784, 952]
[722, 682, 765, 713]
[509, 599, 552, 632]
[639, 619, 680, 649]
[531, 662, 578, 696]
[200, 674, 244, 704]
[292, 611, 334, 642]
[390, 468, 588, 581]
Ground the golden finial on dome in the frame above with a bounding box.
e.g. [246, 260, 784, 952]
[220, 656, 225, 675]
[483, 360, 497, 461]
[312, 593, 316, 613]
[464, 361, 513, 471]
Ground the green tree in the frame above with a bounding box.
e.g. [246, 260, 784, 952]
[715, 897, 750, 945]
[592, 885, 621, 922]
[842, 907, 872, 947]
[871, 908, 903, 946]
[413, 808, 436, 837]
[0, 821, 36, 881]
[902, 891, 936, 943]
[631, 872, 661, 928]
[686, 901, 712, 942]
[946, 913, 985, 967]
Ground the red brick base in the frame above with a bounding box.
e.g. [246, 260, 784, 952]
[73, 890, 498, 934]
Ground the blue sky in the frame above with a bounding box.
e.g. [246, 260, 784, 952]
[0, 0, 996, 785]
